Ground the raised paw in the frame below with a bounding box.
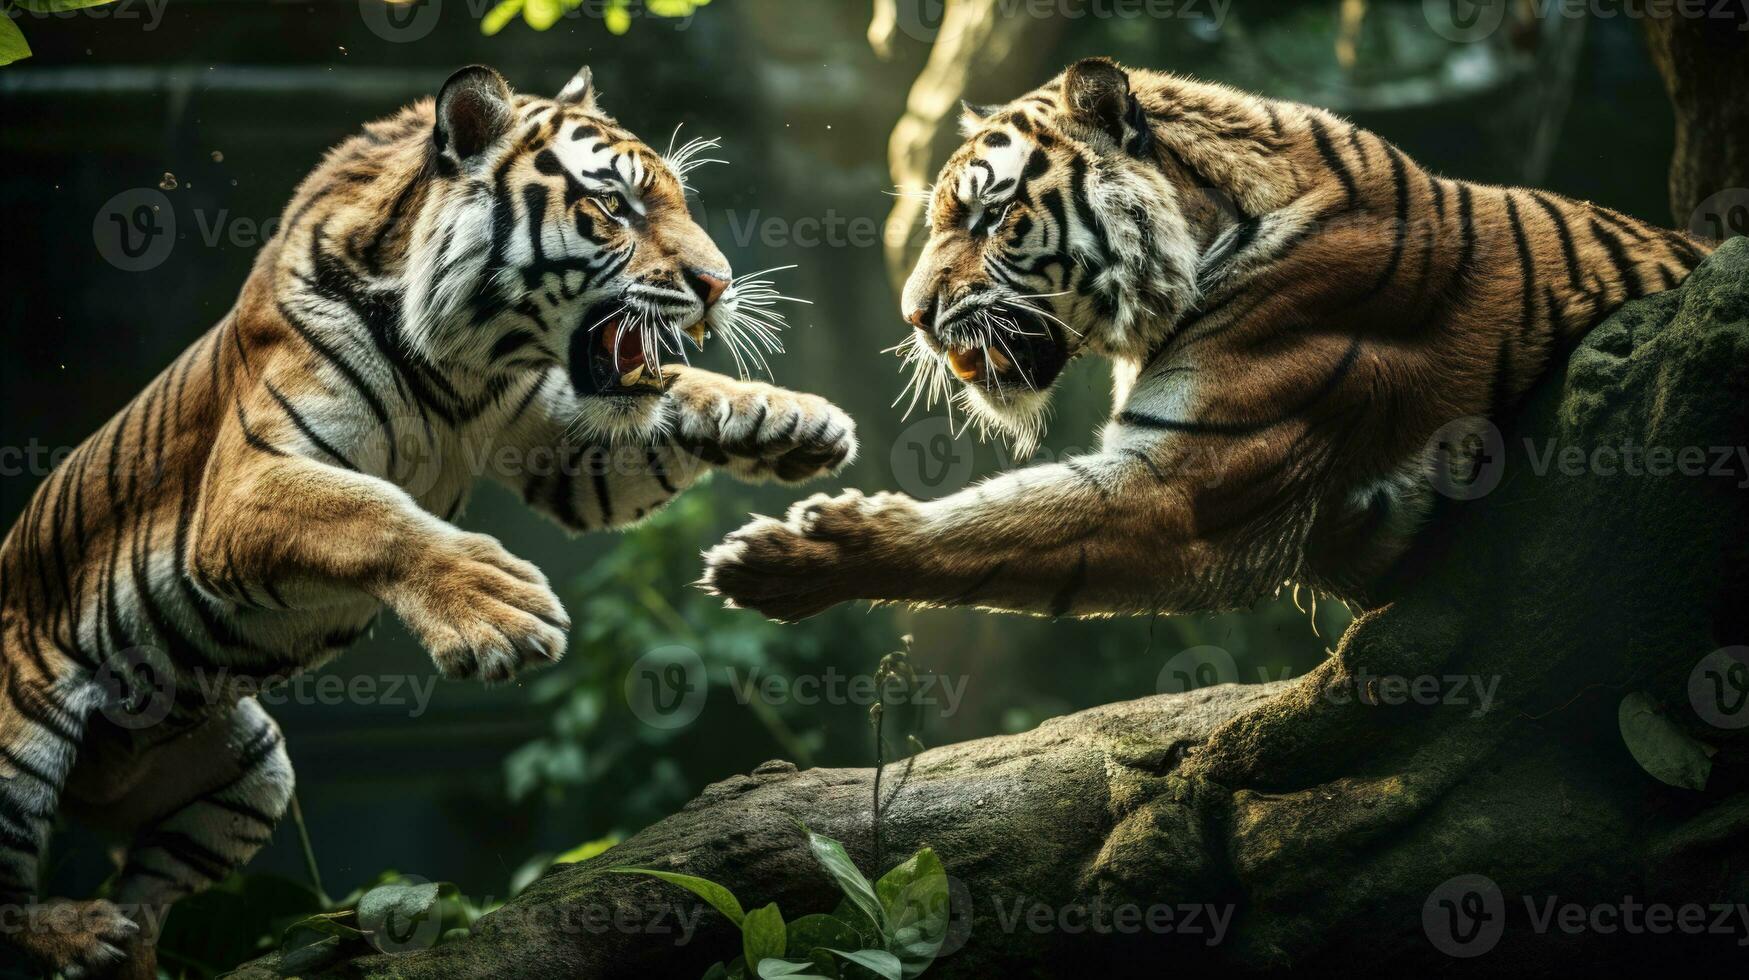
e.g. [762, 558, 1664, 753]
[665, 368, 857, 484]
[388, 531, 570, 683]
[11, 899, 143, 980]
[700, 491, 915, 622]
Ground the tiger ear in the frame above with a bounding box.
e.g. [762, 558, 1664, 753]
[435, 65, 514, 163]
[959, 100, 999, 137]
[555, 66, 597, 111]
[1061, 57, 1131, 144]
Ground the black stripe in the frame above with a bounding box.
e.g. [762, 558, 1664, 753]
[1119, 447, 1167, 482]
[588, 447, 614, 525]
[264, 382, 358, 470]
[1503, 194, 1539, 336]
[1048, 550, 1089, 618]
[1307, 116, 1357, 205]
[0, 746, 58, 787]
[1587, 216, 1643, 299]
[1063, 459, 1112, 503]
[1119, 337, 1363, 437]
[1454, 182, 1478, 293]
[235, 402, 286, 456]
[1529, 192, 1583, 291]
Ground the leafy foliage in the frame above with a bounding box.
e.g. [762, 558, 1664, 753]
[614, 826, 950, 979]
[0, 0, 124, 66]
[504, 490, 905, 835]
[481, 0, 712, 36]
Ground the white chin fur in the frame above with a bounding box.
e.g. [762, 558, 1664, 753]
[961, 384, 1052, 459]
[575, 392, 669, 444]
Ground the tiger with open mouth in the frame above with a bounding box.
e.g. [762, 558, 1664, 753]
[0, 64, 852, 978]
[702, 57, 1711, 623]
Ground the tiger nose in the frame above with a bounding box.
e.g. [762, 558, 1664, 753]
[905, 301, 936, 334]
[685, 269, 730, 309]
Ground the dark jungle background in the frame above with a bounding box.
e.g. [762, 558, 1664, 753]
[0, 0, 1690, 974]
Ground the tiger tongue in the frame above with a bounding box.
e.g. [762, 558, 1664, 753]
[601, 325, 646, 374]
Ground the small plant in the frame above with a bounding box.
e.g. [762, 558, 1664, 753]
[612, 825, 950, 979]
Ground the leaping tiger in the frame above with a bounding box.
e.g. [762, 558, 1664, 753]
[702, 57, 1712, 622]
[0, 64, 853, 978]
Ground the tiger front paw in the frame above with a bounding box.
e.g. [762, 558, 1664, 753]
[388, 532, 570, 683]
[11, 899, 143, 980]
[700, 490, 916, 622]
[665, 368, 857, 484]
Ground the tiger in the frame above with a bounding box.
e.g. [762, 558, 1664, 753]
[0, 64, 854, 978]
[701, 56, 1713, 623]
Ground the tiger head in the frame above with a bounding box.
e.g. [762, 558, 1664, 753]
[899, 58, 1214, 453]
[338, 64, 782, 441]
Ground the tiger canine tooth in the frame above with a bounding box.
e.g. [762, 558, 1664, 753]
[619, 365, 645, 387]
[986, 346, 1013, 373]
[685, 323, 707, 345]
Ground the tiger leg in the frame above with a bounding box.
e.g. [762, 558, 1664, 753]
[0, 675, 143, 980]
[83, 699, 293, 976]
[494, 365, 857, 533]
[703, 453, 1226, 621]
[195, 452, 569, 683]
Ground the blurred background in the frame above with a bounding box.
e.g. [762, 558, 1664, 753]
[0, 0, 1689, 973]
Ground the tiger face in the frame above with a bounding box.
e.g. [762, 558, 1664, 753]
[399, 65, 761, 440]
[899, 58, 1206, 453]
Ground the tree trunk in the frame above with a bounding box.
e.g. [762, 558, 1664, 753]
[1643, 9, 1749, 229]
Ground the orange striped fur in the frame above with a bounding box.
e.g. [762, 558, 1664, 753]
[0, 64, 852, 977]
[704, 58, 1713, 622]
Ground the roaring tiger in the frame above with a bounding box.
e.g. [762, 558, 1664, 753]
[702, 57, 1713, 622]
[0, 64, 853, 978]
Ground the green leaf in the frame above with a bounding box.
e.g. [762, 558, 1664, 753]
[827, 948, 902, 980]
[784, 913, 858, 977]
[281, 912, 364, 943]
[357, 878, 442, 941]
[276, 934, 344, 976]
[608, 868, 746, 926]
[742, 903, 787, 975]
[874, 849, 948, 976]
[604, 0, 631, 33]
[0, 15, 30, 67]
[480, 0, 524, 35]
[554, 835, 620, 866]
[757, 958, 832, 979]
[1619, 691, 1716, 790]
[804, 829, 884, 935]
[702, 962, 730, 980]
[12, 0, 121, 11]
[523, 0, 565, 30]
[785, 913, 863, 955]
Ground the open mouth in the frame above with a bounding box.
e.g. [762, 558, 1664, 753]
[936, 309, 1068, 392]
[567, 303, 706, 397]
